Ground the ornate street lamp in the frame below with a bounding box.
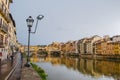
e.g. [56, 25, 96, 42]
[24, 15, 44, 67]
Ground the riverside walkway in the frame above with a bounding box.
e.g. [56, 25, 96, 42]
[20, 58, 41, 80]
[0, 52, 21, 80]
[0, 52, 41, 80]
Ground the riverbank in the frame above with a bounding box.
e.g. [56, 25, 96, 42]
[64, 53, 120, 60]
[79, 54, 120, 60]
[30, 63, 48, 80]
[21, 58, 41, 80]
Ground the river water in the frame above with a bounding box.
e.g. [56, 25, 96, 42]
[33, 56, 120, 80]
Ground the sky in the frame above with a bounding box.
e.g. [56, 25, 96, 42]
[10, 0, 120, 45]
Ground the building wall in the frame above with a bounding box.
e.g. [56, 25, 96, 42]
[44, 35, 120, 56]
[113, 42, 120, 55]
[85, 36, 102, 54]
[86, 40, 91, 54]
[107, 42, 114, 55]
[60, 43, 66, 54]
[101, 40, 107, 55]
[95, 42, 102, 55]
[112, 35, 120, 42]
[95, 40, 120, 55]
[79, 39, 87, 54]
[0, 0, 13, 60]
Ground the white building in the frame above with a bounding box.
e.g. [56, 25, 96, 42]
[112, 35, 120, 42]
[79, 38, 88, 54]
[85, 35, 102, 54]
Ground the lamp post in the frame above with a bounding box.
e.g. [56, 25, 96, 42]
[24, 15, 44, 67]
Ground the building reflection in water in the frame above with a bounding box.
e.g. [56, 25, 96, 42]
[31, 56, 120, 80]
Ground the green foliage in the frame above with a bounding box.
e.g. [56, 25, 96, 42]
[30, 63, 48, 80]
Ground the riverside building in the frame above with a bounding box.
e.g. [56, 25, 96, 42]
[0, 0, 17, 60]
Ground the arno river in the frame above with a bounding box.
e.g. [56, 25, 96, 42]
[32, 56, 120, 80]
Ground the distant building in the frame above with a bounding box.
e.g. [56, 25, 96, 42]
[112, 35, 120, 42]
[47, 42, 60, 54]
[85, 35, 102, 55]
[65, 41, 76, 54]
[79, 38, 88, 54]
[94, 40, 102, 55]
[46, 35, 120, 56]
[60, 42, 66, 54]
[94, 35, 120, 55]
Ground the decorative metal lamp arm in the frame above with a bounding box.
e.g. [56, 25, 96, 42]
[30, 15, 44, 34]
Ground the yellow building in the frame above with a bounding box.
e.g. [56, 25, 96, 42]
[107, 41, 114, 55]
[8, 14, 17, 54]
[47, 42, 60, 54]
[0, 0, 13, 60]
[101, 40, 120, 55]
[113, 41, 120, 55]
[95, 39, 120, 55]
[60, 43, 66, 54]
[65, 41, 76, 54]
[94, 40, 102, 55]
[101, 39, 108, 55]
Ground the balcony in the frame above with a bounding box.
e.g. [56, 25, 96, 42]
[4, 13, 11, 23]
[0, 3, 3, 13]
[0, 41, 4, 48]
[0, 3, 10, 23]
[0, 23, 8, 33]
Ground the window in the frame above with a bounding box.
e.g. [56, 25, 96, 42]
[0, 18, 2, 26]
[2, 3, 4, 10]
[6, 0, 8, 5]
[0, 34, 4, 43]
[5, 36, 7, 44]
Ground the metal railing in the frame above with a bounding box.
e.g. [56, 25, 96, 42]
[5, 53, 22, 80]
